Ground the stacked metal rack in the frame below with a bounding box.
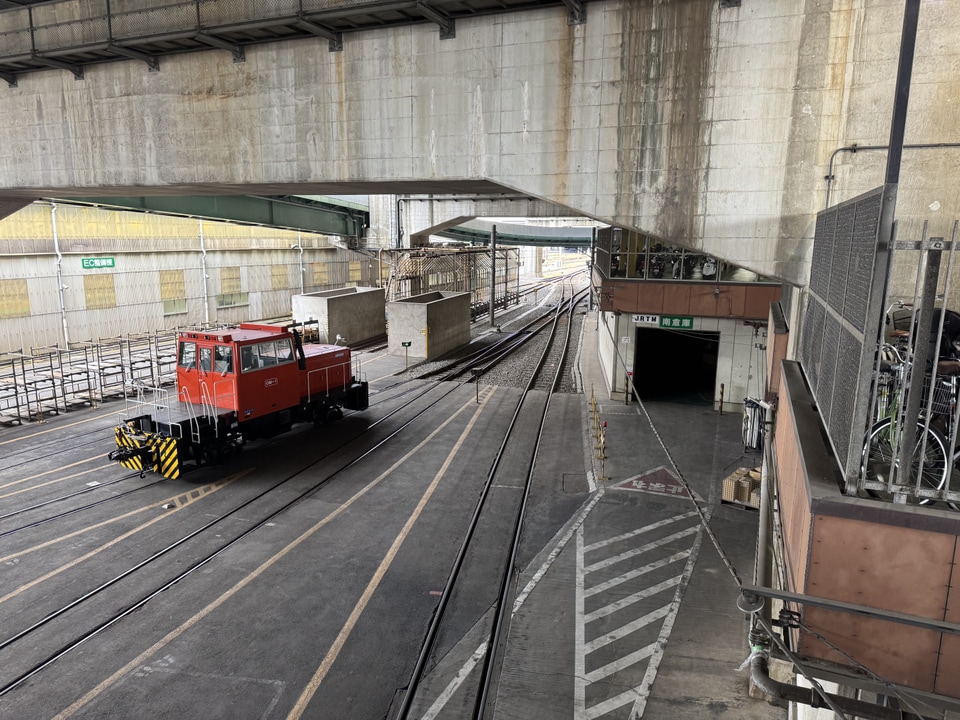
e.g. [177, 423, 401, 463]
[0, 329, 178, 426]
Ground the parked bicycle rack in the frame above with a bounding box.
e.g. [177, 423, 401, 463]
[861, 221, 960, 509]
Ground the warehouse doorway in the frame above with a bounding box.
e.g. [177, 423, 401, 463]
[632, 328, 719, 405]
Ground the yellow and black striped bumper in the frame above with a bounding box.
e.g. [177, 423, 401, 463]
[111, 425, 182, 480]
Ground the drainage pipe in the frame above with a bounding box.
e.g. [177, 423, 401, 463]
[750, 655, 936, 720]
[199, 218, 210, 326]
[754, 401, 774, 633]
[824, 142, 960, 209]
[50, 203, 70, 346]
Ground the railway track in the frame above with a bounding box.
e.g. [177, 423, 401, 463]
[0, 274, 591, 719]
[397, 281, 584, 719]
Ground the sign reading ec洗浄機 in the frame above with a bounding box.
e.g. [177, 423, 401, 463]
[81, 257, 115, 269]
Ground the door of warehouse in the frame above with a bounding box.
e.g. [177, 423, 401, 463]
[632, 327, 719, 404]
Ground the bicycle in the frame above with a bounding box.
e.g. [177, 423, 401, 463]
[862, 342, 953, 505]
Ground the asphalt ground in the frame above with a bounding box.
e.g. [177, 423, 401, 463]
[0, 307, 786, 720]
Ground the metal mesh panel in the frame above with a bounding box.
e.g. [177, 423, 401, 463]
[846, 192, 882, 332]
[302, 0, 378, 11]
[800, 187, 884, 485]
[111, 0, 196, 39]
[809, 212, 835, 300]
[0, 9, 34, 58]
[828, 205, 855, 315]
[820, 312, 840, 425]
[832, 325, 860, 465]
[200, 0, 299, 24]
[802, 298, 824, 393]
[32, 0, 109, 51]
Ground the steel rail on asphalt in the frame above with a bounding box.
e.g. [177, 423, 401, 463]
[0, 375, 466, 699]
[395, 283, 587, 720]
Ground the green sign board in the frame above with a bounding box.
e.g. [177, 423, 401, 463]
[81, 257, 115, 270]
[659, 315, 694, 329]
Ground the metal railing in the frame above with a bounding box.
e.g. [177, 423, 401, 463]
[0, 329, 178, 427]
[0, 0, 366, 60]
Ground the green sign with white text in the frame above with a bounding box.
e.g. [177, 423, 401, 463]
[659, 315, 693, 329]
[81, 257, 115, 269]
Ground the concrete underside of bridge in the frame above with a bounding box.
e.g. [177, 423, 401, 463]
[0, 1, 959, 288]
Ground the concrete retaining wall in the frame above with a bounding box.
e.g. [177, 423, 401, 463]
[292, 286, 385, 345]
[387, 291, 470, 360]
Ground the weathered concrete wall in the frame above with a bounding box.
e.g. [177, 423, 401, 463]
[1, 2, 958, 288]
[292, 286, 386, 344]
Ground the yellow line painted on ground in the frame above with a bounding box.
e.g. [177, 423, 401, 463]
[287, 387, 495, 719]
[370, 370, 405, 383]
[0, 471, 248, 569]
[361, 350, 390, 365]
[52, 388, 495, 720]
[0, 470, 250, 606]
[0, 454, 107, 492]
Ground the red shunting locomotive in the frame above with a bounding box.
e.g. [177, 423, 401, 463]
[110, 323, 369, 479]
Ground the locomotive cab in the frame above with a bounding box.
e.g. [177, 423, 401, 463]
[112, 323, 368, 480]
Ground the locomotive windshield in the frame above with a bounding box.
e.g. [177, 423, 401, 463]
[178, 341, 196, 368]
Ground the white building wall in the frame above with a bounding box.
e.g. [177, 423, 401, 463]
[0, 205, 381, 353]
[595, 311, 767, 412]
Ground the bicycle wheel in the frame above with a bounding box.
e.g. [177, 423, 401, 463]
[862, 418, 949, 503]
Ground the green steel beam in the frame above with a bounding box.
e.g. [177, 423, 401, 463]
[59, 195, 367, 238]
[438, 225, 590, 248]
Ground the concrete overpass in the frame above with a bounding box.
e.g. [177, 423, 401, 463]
[0, 0, 958, 291]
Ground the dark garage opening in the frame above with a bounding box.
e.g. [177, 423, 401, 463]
[632, 328, 720, 405]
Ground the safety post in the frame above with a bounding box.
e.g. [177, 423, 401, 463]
[589, 387, 608, 483]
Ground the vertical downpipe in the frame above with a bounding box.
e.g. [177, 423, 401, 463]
[51, 203, 69, 346]
[296, 231, 304, 294]
[199, 218, 210, 326]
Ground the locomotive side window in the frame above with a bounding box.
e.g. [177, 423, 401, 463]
[178, 341, 197, 369]
[241, 339, 295, 372]
[260, 339, 294, 366]
[199, 347, 213, 372]
[240, 345, 258, 372]
[215, 345, 234, 374]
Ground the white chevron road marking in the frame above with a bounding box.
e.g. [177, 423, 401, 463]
[576, 514, 703, 720]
